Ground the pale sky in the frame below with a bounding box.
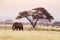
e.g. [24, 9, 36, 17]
[0, 0, 60, 21]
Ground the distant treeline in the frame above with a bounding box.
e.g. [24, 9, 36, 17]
[0, 20, 60, 27]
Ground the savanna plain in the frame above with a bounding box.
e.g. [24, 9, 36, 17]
[0, 25, 60, 40]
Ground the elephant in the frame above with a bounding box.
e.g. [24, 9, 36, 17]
[12, 22, 23, 31]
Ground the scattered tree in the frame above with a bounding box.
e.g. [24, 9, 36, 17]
[16, 7, 54, 28]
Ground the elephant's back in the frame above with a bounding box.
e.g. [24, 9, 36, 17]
[13, 22, 23, 27]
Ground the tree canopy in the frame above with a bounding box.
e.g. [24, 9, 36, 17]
[16, 7, 54, 28]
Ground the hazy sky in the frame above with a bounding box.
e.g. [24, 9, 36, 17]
[0, 0, 60, 21]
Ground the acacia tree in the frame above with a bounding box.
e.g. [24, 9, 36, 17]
[16, 7, 54, 28]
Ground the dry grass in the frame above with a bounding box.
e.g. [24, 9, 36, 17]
[0, 25, 60, 31]
[0, 24, 12, 30]
[0, 25, 60, 40]
[0, 30, 60, 40]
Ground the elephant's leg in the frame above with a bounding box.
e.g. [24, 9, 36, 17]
[15, 27, 18, 31]
[12, 26, 15, 31]
[19, 27, 23, 31]
[21, 27, 23, 30]
[19, 28, 21, 31]
[18, 26, 21, 31]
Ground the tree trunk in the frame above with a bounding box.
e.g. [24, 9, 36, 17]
[26, 17, 38, 28]
[26, 17, 33, 26]
[33, 19, 38, 28]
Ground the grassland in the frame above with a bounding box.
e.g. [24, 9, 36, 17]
[0, 24, 60, 31]
[0, 30, 60, 40]
[0, 25, 60, 40]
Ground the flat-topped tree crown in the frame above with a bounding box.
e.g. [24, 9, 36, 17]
[32, 7, 54, 22]
[16, 11, 29, 19]
[16, 7, 54, 28]
[19, 11, 29, 17]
